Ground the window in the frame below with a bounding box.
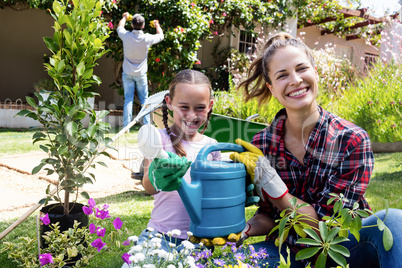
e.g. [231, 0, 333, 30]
[364, 52, 378, 72]
[239, 30, 256, 55]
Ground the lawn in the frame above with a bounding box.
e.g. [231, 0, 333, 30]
[0, 128, 401, 267]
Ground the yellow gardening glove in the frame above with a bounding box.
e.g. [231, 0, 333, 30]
[229, 139, 264, 183]
[189, 233, 243, 247]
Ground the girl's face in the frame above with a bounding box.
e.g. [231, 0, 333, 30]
[266, 46, 319, 113]
[166, 83, 213, 138]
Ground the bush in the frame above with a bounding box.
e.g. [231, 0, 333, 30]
[337, 60, 402, 142]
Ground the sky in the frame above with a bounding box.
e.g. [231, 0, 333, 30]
[348, 0, 401, 17]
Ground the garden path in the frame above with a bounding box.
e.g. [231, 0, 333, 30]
[0, 145, 145, 221]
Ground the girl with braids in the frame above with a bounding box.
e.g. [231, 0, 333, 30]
[229, 32, 402, 267]
[139, 69, 220, 251]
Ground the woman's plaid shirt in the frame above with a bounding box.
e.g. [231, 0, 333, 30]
[252, 106, 374, 252]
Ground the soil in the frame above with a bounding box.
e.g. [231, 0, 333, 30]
[0, 147, 145, 222]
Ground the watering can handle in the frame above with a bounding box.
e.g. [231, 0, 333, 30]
[196, 143, 246, 161]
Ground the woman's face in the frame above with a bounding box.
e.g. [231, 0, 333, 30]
[266, 45, 319, 113]
[166, 83, 213, 137]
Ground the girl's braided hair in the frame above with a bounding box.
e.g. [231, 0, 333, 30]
[162, 69, 213, 157]
[238, 32, 315, 105]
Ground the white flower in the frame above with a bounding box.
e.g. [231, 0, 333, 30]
[143, 265, 156, 268]
[166, 252, 174, 261]
[128, 245, 143, 254]
[147, 227, 155, 232]
[155, 233, 163, 238]
[171, 229, 181, 237]
[181, 240, 195, 250]
[169, 242, 176, 248]
[167, 265, 176, 268]
[133, 252, 145, 262]
[128, 236, 138, 242]
[178, 262, 183, 268]
[152, 249, 168, 259]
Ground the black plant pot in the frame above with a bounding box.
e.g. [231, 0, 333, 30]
[40, 202, 89, 265]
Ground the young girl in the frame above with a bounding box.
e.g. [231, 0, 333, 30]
[140, 69, 220, 250]
[230, 33, 402, 267]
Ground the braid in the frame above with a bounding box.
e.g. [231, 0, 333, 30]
[162, 96, 187, 157]
[200, 103, 213, 134]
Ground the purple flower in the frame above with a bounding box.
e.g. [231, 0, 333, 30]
[39, 253, 53, 266]
[40, 213, 50, 225]
[122, 252, 132, 264]
[88, 198, 96, 208]
[235, 252, 246, 260]
[214, 259, 226, 266]
[91, 238, 106, 252]
[89, 223, 97, 234]
[82, 206, 93, 215]
[113, 217, 123, 230]
[122, 239, 131, 246]
[95, 207, 111, 220]
[97, 227, 106, 237]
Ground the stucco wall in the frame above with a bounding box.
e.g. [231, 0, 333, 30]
[0, 7, 121, 108]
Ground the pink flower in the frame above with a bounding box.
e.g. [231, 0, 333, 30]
[39, 253, 53, 266]
[223, 12, 227, 16]
[113, 217, 123, 230]
[195, 60, 201, 65]
[88, 198, 96, 208]
[95, 207, 110, 220]
[191, 2, 195, 8]
[89, 223, 97, 234]
[367, 101, 373, 105]
[390, 101, 395, 106]
[112, 0, 116, 3]
[91, 238, 106, 252]
[155, 58, 161, 62]
[97, 227, 106, 237]
[214, 31, 218, 35]
[82, 206, 93, 215]
[209, 19, 214, 24]
[108, 22, 114, 29]
[122, 252, 132, 264]
[40, 213, 50, 225]
[122, 239, 131, 246]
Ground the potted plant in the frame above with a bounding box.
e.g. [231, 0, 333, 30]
[17, 0, 115, 225]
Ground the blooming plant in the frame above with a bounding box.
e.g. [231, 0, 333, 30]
[1, 198, 126, 268]
[121, 228, 198, 268]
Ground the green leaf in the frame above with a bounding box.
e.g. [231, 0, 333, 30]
[32, 163, 45, 174]
[26, 96, 37, 108]
[331, 236, 350, 244]
[294, 224, 307, 238]
[80, 191, 90, 199]
[43, 37, 59, 52]
[76, 61, 85, 77]
[315, 252, 327, 268]
[52, 0, 62, 14]
[304, 228, 322, 242]
[326, 227, 340, 242]
[58, 146, 68, 155]
[356, 210, 370, 218]
[319, 221, 328, 242]
[328, 248, 347, 267]
[383, 226, 393, 251]
[330, 244, 350, 257]
[377, 219, 385, 231]
[66, 121, 78, 136]
[295, 247, 321, 260]
[296, 238, 321, 246]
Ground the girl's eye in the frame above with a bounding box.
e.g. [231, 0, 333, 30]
[196, 107, 206, 111]
[297, 66, 308, 72]
[277, 74, 287, 79]
[179, 106, 188, 110]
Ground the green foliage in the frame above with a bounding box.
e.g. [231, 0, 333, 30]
[105, 0, 299, 92]
[16, 0, 116, 213]
[336, 61, 402, 142]
[213, 81, 283, 124]
[274, 194, 394, 268]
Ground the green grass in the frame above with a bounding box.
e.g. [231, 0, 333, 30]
[0, 128, 401, 267]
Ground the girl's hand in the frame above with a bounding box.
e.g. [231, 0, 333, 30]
[148, 151, 191, 192]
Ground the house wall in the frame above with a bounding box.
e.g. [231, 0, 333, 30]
[297, 26, 380, 73]
[0, 7, 122, 108]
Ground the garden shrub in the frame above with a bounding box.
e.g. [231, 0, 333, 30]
[336, 60, 402, 143]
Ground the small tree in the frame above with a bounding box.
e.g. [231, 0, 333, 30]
[18, 0, 116, 215]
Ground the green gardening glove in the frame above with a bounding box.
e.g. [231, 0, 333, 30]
[148, 151, 192, 192]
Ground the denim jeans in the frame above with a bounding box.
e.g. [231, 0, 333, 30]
[122, 72, 150, 127]
[251, 208, 402, 268]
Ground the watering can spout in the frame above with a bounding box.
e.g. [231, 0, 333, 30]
[178, 179, 202, 225]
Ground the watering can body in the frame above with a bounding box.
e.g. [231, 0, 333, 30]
[178, 143, 247, 238]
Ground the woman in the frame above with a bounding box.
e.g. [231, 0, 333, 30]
[230, 32, 402, 267]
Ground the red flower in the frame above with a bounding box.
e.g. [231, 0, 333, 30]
[156, 58, 161, 62]
[195, 60, 201, 65]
